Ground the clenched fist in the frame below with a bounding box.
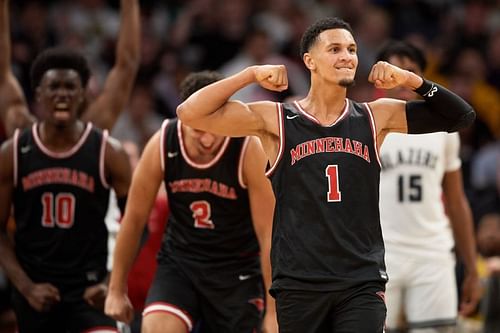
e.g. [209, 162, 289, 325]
[105, 290, 134, 324]
[24, 282, 60, 312]
[368, 61, 415, 90]
[252, 65, 288, 92]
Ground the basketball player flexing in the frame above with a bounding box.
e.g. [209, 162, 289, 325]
[176, 18, 475, 333]
[105, 71, 278, 333]
[377, 41, 480, 333]
[0, 0, 140, 136]
[0, 0, 139, 331]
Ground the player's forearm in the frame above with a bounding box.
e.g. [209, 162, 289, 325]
[0, 232, 34, 295]
[260, 238, 276, 315]
[0, 0, 11, 80]
[177, 67, 256, 124]
[108, 216, 144, 293]
[448, 203, 478, 276]
[116, 0, 140, 75]
[406, 80, 476, 134]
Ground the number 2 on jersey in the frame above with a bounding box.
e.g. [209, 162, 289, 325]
[325, 165, 342, 202]
[190, 200, 215, 229]
[41, 192, 76, 228]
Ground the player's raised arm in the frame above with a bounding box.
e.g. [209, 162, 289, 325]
[82, 0, 140, 130]
[367, 61, 476, 143]
[176, 65, 287, 138]
[0, 0, 35, 136]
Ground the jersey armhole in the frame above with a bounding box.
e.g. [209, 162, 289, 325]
[100, 129, 111, 189]
[13, 129, 20, 188]
[160, 119, 170, 173]
[238, 137, 251, 189]
[363, 103, 382, 168]
[265, 102, 285, 177]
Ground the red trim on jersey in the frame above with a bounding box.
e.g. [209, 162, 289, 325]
[293, 99, 350, 127]
[362, 103, 382, 167]
[81, 327, 118, 333]
[265, 103, 285, 177]
[159, 119, 170, 173]
[32, 122, 92, 158]
[99, 129, 110, 189]
[177, 120, 230, 169]
[376, 291, 386, 303]
[13, 129, 19, 188]
[143, 302, 193, 332]
[238, 137, 251, 189]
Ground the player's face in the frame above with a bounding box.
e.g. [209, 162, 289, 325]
[184, 126, 225, 156]
[36, 69, 85, 127]
[308, 28, 358, 87]
[385, 55, 423, 101]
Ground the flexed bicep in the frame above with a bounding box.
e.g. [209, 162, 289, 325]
[177, 66, 283, 138]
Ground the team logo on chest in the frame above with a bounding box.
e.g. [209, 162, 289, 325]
[22, 168, 95, 192]
[290, 137, 371, 165]
[168, 178, 237, 200]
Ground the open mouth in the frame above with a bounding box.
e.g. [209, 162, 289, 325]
[53, 102, 71, 120]
[200, 143, 214, 151]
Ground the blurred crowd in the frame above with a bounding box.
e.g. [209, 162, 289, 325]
[3, 0, 499, 150]
[0, 0, 499, 331]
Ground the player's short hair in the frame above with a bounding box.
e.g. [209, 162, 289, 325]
[30, 47, 91, 90]
[179, 71, 224, 102]
[376, 40, 427, 72]
[299, 17, 353, 58]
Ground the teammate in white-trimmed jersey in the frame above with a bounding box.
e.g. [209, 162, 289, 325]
[377, 41, 481, 333]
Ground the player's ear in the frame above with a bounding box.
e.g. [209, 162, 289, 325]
[303, 53, 315, 71]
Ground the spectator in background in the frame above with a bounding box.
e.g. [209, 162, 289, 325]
[171, 0, 253, 70]
[219, 27, 308, 102]
[50, 0, 120, 64]
[353, 5, 391, 78]
[111, 78, 164, 151]
[10, 0, 58, 103]
[476, 200, 500, 333]
[486, 29, 500, 90]
[471, 132, 500, 333]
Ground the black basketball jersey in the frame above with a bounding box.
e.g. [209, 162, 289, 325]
[159, 119, 260, 272]
[13, 123, 110, 288]
[267, 100, 387, 293]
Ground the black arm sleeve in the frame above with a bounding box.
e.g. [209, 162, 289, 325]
[405, 80, 476, 134]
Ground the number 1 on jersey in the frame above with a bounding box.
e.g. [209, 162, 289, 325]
[190, 200, 215, 229]
[325, 165, 342, 202]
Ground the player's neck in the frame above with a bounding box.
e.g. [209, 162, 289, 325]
[300, 82, 347, 124]
[38, 121, 86, 150]
[183, 134, 226, 164]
